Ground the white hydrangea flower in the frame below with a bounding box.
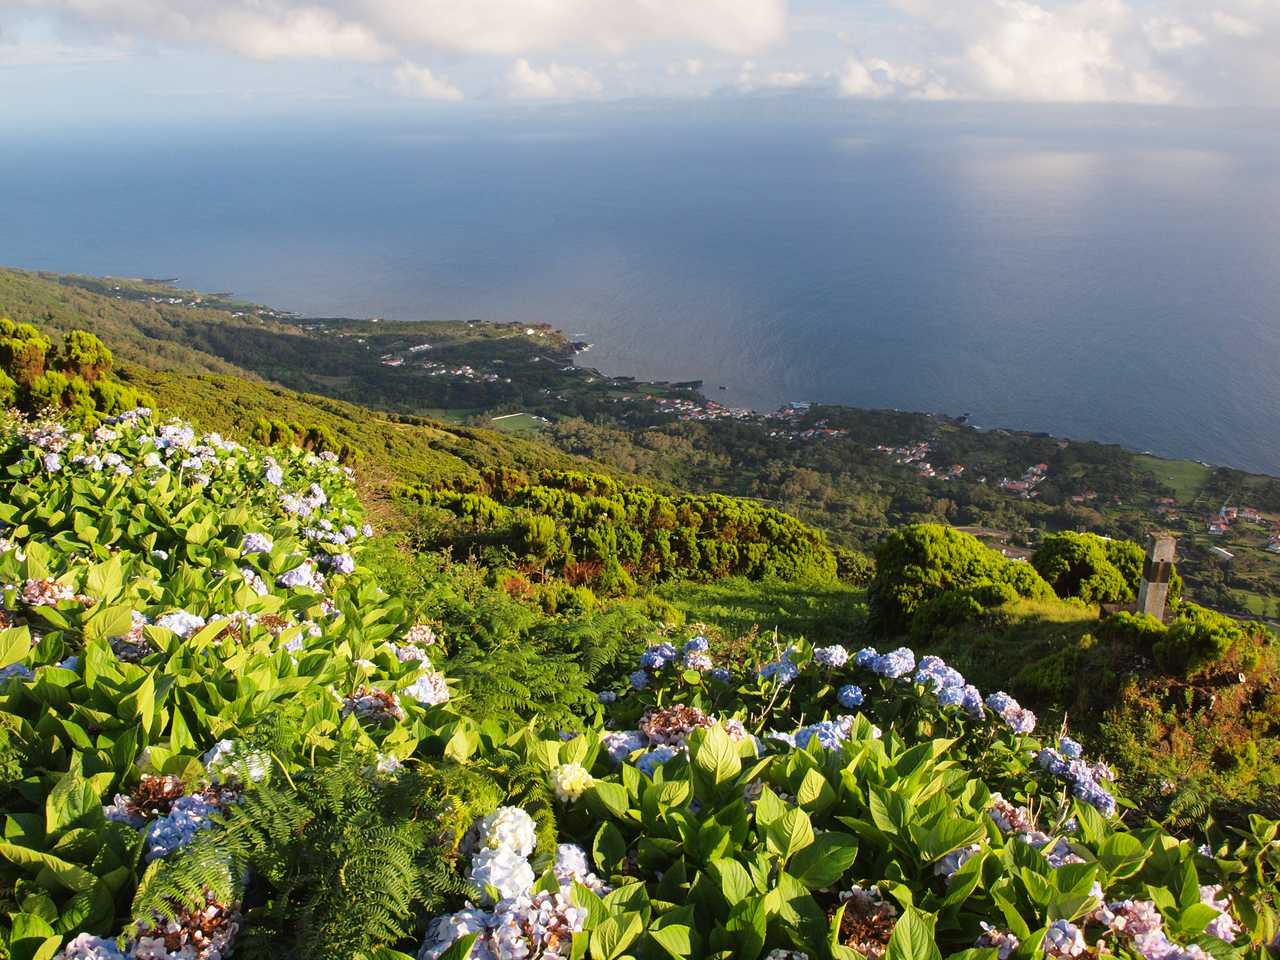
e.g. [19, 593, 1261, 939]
[468, 846, 535, 901]
[479, 806, 537, 857]
[550, 763, 593, 803]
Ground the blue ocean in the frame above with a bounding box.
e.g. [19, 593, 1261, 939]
[4, 100, 1278, 472]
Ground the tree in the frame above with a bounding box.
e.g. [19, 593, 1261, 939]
[56, 329, 113, 382]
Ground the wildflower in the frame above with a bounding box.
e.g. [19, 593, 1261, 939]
[1200, 886, 1241, 943]
[239, 567, 269, 596]
[795, 716, 855, 751]
[277, 561, 317, 589]
[869, 646, 916, 679]
[639, 642, 679, 670]
[1043, 920, 1088, 958]
[988, 794, 1035, 835]
[469, 846, 536, 902]
[636, 745, 679, 777]
[683, 650, 714, 671]
[554, 843, 607, 894]
[759, 655, 799, 685]
[937, 683, 985, 717]
[985, 691, 1036, 734]
[404, 623, 437, 646]
[602, 730, 647, 763]
[326, 552, 356, 575]
[976, 924, 1020, 960]
[814, 644, 849, 667]
[478, 806, 538, 857]
[241, 532, 273, 555]
[915, 654, 965, 691]
[143, 794, 220, 861]
[405, 670, 450, 706]
[156, 610, 206, 639]
[837, 684, 865, 708]
[935, 843, 982, 878]
[551, 763, 593, 802]
[56, 933, 127, 960]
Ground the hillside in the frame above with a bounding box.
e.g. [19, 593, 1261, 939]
[4, 266, 1278, 623]
[1, 272, 1279, 959]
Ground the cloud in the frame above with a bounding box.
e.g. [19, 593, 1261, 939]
[13, 0, 786, 59]
[392, 60, 463, 100]
[839, 56, 952, 100]
[210, 7, 389, 61]
[502, 58, 603, 100]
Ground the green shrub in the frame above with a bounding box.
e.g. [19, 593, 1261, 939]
[870, 523, 1053, 634]
[1153, 602, 1250, 675]
[1032, 531, 1137, 604]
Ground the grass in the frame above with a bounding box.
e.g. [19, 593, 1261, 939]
[488, 412, 548, 435]
[657, 576, 868, 644]
[1135, 454, 1212, 503]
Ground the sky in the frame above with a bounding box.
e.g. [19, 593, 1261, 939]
[0, 0, 1277, 123]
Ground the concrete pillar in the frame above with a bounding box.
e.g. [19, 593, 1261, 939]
[1136, 534, 1176, 622]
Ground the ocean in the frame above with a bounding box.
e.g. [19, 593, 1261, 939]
[4, 100, 1279, 472]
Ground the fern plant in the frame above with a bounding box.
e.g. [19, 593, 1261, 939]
[131, 752, 497, 960]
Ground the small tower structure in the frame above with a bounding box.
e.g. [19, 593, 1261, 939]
[1136, 534, 1176, 622]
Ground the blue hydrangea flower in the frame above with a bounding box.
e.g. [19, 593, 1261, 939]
[871, 647, 916, 679]
[639, 643, 679, 671]
[837, 684, 864, 709]
[1059, 736, 1084, 759]
[683, 636, 710, 653]
[915, 654, 965, 691]
[629, 669, 650, 691]
[636, 745, 679, 777]
[241, 532, 273, 555]
[708, 667, 733, 684]
[814, 644, 849, 668]
[853, 646, 879, 667]
[759, 657, 799, 685]
[794, 717, 854, 751]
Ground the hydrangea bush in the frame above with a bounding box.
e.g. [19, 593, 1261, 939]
[1, 406, 1277, 960]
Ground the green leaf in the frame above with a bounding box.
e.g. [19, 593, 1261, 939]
[690, 725, 742, 794]
[789, 831, 859, 889]
[724, 896, 767, 960]
[886, 907, 942, 960]
[589, 912, 643, 960]
[650, 907, 697, 960]
[593, 822, 627, 875]
[571, 882, 610, 930]
[710, 858, 755, 905]
[437, 933, 479, 960]
[591, 780, 630, 819]
[765, 806, 814, 862]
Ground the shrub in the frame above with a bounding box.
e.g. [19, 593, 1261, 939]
[1032, 531, 1137, 604]
[1153, 602, 1251, 675]
[870, 523, 1053, 634]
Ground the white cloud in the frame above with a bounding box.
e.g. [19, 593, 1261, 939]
[1144, 17, 1204, 52]
[502, 58, 603, 100]
[1211, 10, 1261, 38]
[210, 7, 389, 61]
[392, 60, 463, 100]
[761, 69, 811, 88]
[840, 56, 952, 100]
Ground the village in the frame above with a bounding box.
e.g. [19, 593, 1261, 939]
[872, 439, 968, 482]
